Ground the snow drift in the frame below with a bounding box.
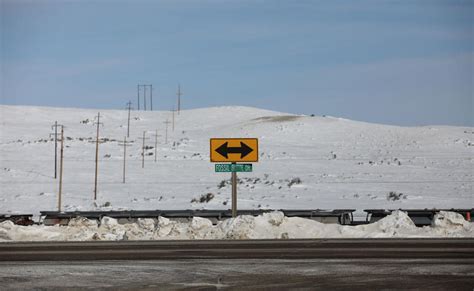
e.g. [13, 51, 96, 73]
[0, 211, 472, 242]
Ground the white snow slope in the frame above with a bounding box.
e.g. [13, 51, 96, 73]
[0, 105, 473, 218]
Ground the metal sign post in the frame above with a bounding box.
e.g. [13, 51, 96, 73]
[231, 162, 237, 217]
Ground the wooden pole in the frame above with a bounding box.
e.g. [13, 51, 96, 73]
[164, 120, 169, 144]
[94, 112, 100, 200]
[126, 101, 132, 138]
[50, 122, 63, 179]
[177, 84, 182, 115]
[53, 121, 58, 179]
[137, 84, 140, 111]
[58, 126, 64, 212]
[123, 136, 127, 183]
[143, 85, 147, 111]
[154, 129, 158, 162]
[172, 107, 175, 132]
[118, 137, 131, 183]
[150, 84, 153, 111]
[142, 131, 146, 168]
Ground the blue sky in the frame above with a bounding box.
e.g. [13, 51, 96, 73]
[1, 0, 472, 126]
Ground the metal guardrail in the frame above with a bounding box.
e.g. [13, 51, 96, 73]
[38, 209, 356, 226]
[2, 209, 472, 227]
[364, 209, 473, 226]
[0, 214, 34, 226]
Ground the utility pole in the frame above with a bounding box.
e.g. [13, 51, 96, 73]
[125, 101, 133, 138]
[118, 136, 132, 183]
[140, 131, 150, 168]
[138, 84, 152, 111]
[163, 119, 170, 144]
[123, 137, 127, 182]
[176, 84, 183, 115]
[150, 84, 153, 111]
[143, 85, 147, 111]
[151, 130, 161, 163]
[172, 107, 175, 132]
[142, 131, 146, 168]
[58, 125, 65, 212]
[93, 112, 103, 201]
[137, 85, 140, 111]
[50, 121, 62, 179]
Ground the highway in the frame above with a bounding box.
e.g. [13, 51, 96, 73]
[1, 238, 473, 261]
[1, 239, 473, 289]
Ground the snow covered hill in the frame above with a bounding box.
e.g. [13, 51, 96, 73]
[0, 105, 473, 217]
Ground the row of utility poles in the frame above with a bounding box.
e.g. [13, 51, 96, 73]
[51, 102, 178, 212]
[51, 83, 184, 211]
[137, 84, 152, 111]
[137, 84, 183, 113]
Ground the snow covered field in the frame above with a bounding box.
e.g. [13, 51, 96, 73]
[0, 105, 473, 219]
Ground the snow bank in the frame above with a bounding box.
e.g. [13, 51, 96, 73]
[0, 211, 472, 242]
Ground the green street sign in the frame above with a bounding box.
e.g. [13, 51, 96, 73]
[215, 163, 252, 172]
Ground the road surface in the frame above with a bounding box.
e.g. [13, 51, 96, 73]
[1, 239, 473, 290]
[1, 238, 473, 261]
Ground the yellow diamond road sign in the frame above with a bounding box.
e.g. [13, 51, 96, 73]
[210, 138, 259, 163]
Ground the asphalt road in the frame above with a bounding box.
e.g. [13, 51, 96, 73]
[1, 238, 473, 261]
[0, 239, 473, 290]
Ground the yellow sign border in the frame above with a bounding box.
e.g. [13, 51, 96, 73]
[210, 138, 259, 163]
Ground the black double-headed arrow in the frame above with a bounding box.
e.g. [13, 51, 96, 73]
[215, 142, 253, 159]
